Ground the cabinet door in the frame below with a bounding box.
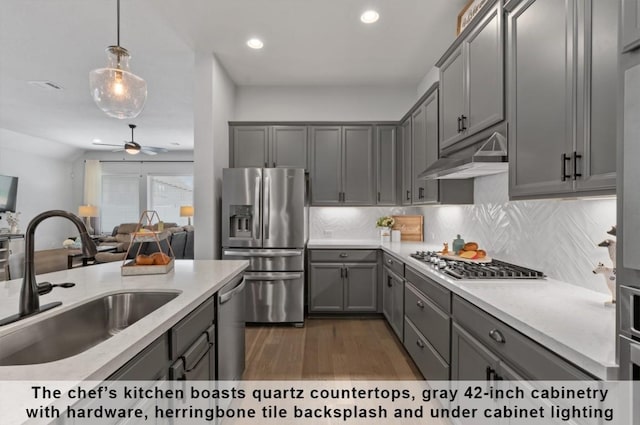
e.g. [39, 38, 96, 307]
[422, 90, 440, 204]
[391, 272, 404, 341]
[400, 118, 413, 205]
[465, 1, 504, 137]
[376, 126, 397, 205]
[231, 126, 269, 168]
[411, 101, 428, 204]
[382, 267, 393, 323]
[451, 323, 500, 380]
[508, 0, 575, 198]
[271, 126, 307, 169]
[310, 126, 342, 206]
[622, 0, 640, 52]
[342, 126, 375, 205]
[439, 47, 465, 149]
[344, 263, 377, 312]
[309, 263, 344, 312]
[575, 0, 617, 192]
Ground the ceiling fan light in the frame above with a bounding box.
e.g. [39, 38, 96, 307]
[90, 47, 147, 119]
[124, 141, 141, 155]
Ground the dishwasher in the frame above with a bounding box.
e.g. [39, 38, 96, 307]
[216, 275, 246, 381]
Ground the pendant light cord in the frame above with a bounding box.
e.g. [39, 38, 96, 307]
[116, 0, 120, 47]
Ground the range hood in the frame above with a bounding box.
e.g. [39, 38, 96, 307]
[418, 132, 508, 180]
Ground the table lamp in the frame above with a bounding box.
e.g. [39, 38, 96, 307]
[180, 205, 194, 226]
[78, 205, 98, 235]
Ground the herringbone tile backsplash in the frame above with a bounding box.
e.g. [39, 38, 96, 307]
[310, 173, 616, 294]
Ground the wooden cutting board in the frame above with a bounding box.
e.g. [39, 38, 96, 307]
[392, 215, 424, 241]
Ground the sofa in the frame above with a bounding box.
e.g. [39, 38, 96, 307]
[95, 223, 194, 263]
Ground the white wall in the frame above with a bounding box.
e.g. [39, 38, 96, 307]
[0, 129, 81, 249]
[193, 53, 236, 259]
[235, 85, 416, 122]
[416, 66, 439, 98]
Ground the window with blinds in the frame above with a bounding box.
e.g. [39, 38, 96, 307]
[101, 174, 140, 232]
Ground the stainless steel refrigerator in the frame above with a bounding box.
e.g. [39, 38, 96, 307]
[222, 168, 305, 326]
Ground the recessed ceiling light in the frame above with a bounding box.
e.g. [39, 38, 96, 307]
[27, 80, 64, 91]
[171, 142, 181, 146]
[247, 38, 264, 49]
[92, 138, 102, 143]
[360, 10, 379, 24]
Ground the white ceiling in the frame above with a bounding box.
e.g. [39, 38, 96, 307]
[0, 0, 467, 152]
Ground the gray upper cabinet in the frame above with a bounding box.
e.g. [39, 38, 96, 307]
[310, 125, 375, 206]
[342, 126, 375, 205]
[411, 102, 428, 205]
[231, 126, 269, 168]
[310, 126, 342, 206]
[271, 126, 307, 169]
[622, 0, 640, 52]
[439, 0, 504, 151]
[400, 118, 412, 205]
[508, 0, 574, 198]
[574, 0, 618, 192]
[412, 89, 439, 204]
[230, 125, 307, 170]
[375, 126, 397, 205]
[439, 48, 465, 148]
[507, 0, 617, 199]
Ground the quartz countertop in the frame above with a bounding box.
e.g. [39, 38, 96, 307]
[307, 239, 618, 379]
[0, 260, 249, 381]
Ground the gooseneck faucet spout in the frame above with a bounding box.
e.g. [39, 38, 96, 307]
[0, 210, 97, 326]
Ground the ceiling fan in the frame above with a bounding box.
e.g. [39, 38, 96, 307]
[92, 124, 168, 155]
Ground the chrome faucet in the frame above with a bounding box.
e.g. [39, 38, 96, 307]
[0, 210, 97, 326]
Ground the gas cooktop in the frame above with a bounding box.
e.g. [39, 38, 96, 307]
[410, 251, 545, 280]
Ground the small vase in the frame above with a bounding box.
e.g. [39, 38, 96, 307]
[380, 227, 391, 243]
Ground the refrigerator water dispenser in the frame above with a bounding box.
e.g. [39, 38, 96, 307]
[229, 205, 254, 239]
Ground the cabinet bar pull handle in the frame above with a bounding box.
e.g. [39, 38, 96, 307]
[345, 267, 348, 278]
[264, 162, 268, 168]
[561, 153, 571, 181]
[387, 276, 393, 287]
[573, 151, 582, 180]
[457, 116, 462, 133]
[489, 329, 506, 344]
[377, 192, 381, 202]
[406, 190, 411, 200]
[339, 253, 348, 258]
[272, 162, 276, 168]
[416, 339, 425, 348]
[461, 115, 467, 131]
[340, 267, 344, 278]
[416, 300, 425, 309]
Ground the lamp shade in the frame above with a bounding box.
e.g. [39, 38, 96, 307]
[78, 205, 99, 218]
[180, 205, 194, 217]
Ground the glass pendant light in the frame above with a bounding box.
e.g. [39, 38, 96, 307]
[89, 0, 147, 119]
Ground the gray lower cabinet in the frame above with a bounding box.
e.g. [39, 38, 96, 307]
[452, 295, 594, 380]
[309, 252, 378, 313]
[375, 125, 397, 205]
[400, 118, 412, 205]
[230, 125, 307, 169]
[622, 0, 640, 52]
[382, 265, 404, 341]
[507, 0, 617, 199]
[310, 126, 375, 206]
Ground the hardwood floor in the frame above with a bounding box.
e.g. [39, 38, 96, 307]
[243, 318, 423, 380]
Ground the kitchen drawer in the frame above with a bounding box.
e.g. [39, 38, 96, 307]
[452, 295, 593, 380]
[170, 296, 215, 360]
[404, 317, 449, 380]
[382, 252, 404, 276]
[309, 249, 377, 263]
[405, 282, 450, 360]
[405, 266, 451, 313]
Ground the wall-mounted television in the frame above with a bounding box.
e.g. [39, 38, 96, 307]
[0, 175, 18, 213]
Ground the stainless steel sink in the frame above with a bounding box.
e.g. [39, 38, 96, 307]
[0, 291, 180, 366]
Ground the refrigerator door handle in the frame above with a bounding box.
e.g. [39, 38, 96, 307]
[222, 250, 302, 257]
[244, 273, 303, 281]
[254, 176, 261, 240]
[264, 175, 270, 240]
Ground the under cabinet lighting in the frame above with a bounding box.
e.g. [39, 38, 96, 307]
[360, 10, 379, 24]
